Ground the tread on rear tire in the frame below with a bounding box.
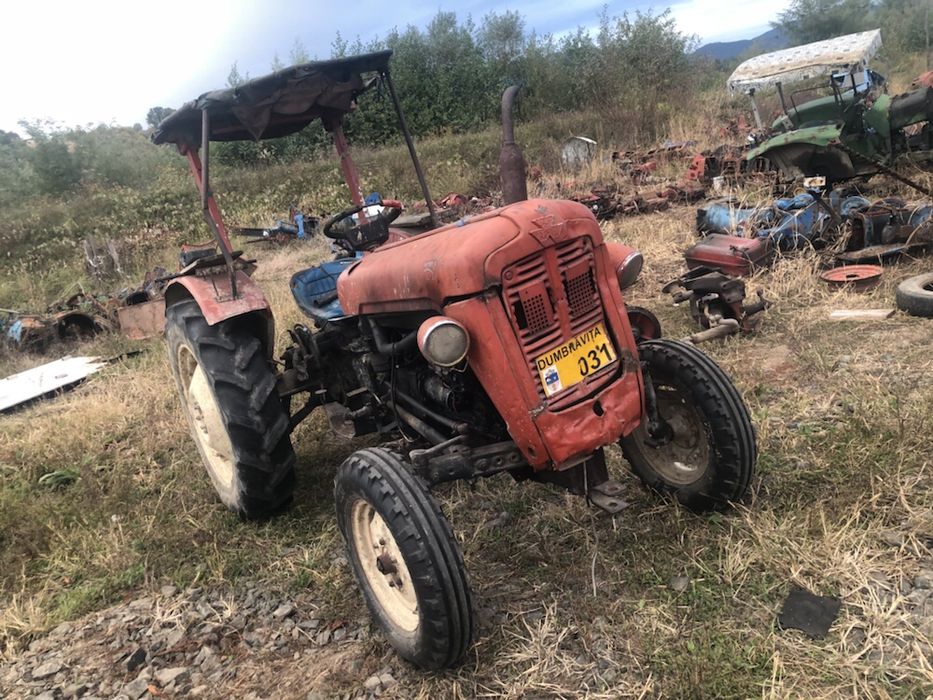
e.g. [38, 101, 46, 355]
[166, 298, 295, 519]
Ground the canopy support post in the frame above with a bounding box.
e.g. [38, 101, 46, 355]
[384, 69, 438, 228]
[199, 109, 237, 297]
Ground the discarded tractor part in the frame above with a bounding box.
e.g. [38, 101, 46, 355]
[684, 234, 773, 276]
[684, 318, 740, 344]
[499, 85, 528, 204]
[895, 272, 933, 317]
[664, 266, 770, 335]
[118, 298, 167, 340]
[587, 479, 629, 514]
[735, 30, 933, 182]
[1, 356, 107, 413]
[819, 265, 883, 292]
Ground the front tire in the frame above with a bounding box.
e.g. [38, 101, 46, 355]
[166, 299, 296, 519]
[621, 339, 755, 511]
[335, 448, 473, 670]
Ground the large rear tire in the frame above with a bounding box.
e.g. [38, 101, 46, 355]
[166, 299, 295, 519]
[620, 339, 755, 511]
[335, 448, 473, 670]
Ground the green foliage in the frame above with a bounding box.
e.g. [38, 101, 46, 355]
[145, 106, 174, 129]
[775, 0, 931, 55]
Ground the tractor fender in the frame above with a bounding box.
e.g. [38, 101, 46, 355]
[164, 270, 275, 357]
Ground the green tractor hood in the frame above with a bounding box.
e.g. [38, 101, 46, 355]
[747, 123, 859, 180]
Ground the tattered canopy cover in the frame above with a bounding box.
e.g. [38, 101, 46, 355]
[152, 50, 392, 146]
[727, 30, 882, 93]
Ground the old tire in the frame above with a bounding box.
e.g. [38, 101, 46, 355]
[166, 299, 295, 519]
[620, 339, 755, 511]
[896, 272, 933, 318]
[335, 448, 473, 669]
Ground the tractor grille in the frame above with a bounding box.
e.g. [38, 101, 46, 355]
[502, 236, 610, 402]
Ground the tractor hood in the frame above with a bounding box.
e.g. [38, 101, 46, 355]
[746, 123, 859, 179]
[749, 123, 843, 158]
[338, 199, 602, 316]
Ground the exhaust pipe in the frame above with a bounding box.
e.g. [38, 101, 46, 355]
[499, 85, 528, 205]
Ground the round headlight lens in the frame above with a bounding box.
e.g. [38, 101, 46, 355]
[617, 250, 644, 290]
[417, 317, 470, 367]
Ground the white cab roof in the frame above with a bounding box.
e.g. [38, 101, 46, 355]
[728, 30, 882, 93]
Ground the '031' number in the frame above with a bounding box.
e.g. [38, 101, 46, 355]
[577, 342, 614, 377]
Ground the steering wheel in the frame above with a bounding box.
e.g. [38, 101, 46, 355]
[322, 199, 402, 240]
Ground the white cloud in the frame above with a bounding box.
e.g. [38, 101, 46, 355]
[667, 0, 792, 43]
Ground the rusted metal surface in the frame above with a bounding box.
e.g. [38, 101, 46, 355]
[118, 299, 167, 340]
[165, 270, 271, 328]
[499, 86, 528, 204]
[664, 267, 770, 338]
[340, 198, 644, 469]
[819, 265, 883, 292]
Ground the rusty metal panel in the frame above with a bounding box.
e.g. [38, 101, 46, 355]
[165, 271, 270, 327]
[118, 299, 166, 340]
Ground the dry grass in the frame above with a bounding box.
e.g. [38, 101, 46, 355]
[2, 143, 933, 698]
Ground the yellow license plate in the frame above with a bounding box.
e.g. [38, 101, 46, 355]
[535, 323, 616, 397]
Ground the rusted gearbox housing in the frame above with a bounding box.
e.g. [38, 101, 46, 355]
[663, 267, 770, 343]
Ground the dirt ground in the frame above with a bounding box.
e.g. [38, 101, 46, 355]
[1, 199, 932, 699]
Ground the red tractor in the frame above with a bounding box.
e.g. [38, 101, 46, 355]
[153, 51, 755, 670]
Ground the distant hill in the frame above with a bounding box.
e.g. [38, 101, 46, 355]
[694, 27, 788, 61]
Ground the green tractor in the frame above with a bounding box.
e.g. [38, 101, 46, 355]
[731, 30, 933, 184]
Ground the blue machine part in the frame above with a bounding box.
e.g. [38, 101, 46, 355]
[295, 213, 306, 239]
[698, 194, 885, 251]
[290, 259, 356, 323]
[4, 318, 23, 344]
[364, 192, 381, 206]
[696, 201, 764, 234]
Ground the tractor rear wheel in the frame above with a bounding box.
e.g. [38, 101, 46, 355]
[620, 339, 755, 511]
[335, 448, 473, 669]
[166, 299, 295, 519]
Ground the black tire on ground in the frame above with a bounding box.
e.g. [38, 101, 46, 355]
[895, 272, 933, 318]
[335, 448, 473, 670]
[620, 339, 756, 511]
[165, 298, 295, 519]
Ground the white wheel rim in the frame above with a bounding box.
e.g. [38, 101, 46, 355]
[349, 499, 419, 632]
[177, 345, 236, 490]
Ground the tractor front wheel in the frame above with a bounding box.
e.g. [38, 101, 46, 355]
[166, 299, 295, 519]
[620, 339, 755, 511]
[335, 448, 473, 669]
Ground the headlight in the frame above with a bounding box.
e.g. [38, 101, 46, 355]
[417, 317, 470, 367]
[617, 250, 643, 290]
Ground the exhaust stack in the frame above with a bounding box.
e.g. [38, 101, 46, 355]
[499, 85, 528, 204]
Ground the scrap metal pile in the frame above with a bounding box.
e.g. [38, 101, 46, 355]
[560, 135, 778, 222]
[1, 269, 168, 351]
[665, 189, 933, 342]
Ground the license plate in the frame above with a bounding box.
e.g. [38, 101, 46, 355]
[535, 323, 616, 397]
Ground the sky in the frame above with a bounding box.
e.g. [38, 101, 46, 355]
[0, 0, 791, 134]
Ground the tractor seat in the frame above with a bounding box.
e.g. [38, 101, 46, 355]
[290, 259, 356, 323]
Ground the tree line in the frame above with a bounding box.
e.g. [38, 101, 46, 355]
[0, 1, 928, 199]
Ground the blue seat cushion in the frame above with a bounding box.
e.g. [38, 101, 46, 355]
[290, 259, 355, 322]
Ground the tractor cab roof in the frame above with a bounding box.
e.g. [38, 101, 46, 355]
[152, 50, 392, 147]
[727, 30, 882, 93]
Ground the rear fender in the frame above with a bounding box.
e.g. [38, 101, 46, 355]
[165, 270, 275, 357]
